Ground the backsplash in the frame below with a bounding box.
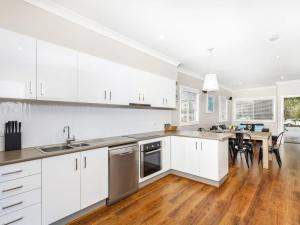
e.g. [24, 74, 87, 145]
[0, 101, 172, 151]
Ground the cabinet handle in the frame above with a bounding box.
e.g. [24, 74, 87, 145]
[29, 81, 32, 95]
[2, 201, 23, 210]
[84, 156, 87, 169]
[1, 170, 23, 176]
[196, 142, 198, 150]
[2, 185, 23, 193]
[75, 158, 78, 171]
[40, 83, 44, 96]
[104, 90, 107, 100]
[143, 94, 144, 101]
[110, 91, 112, 101]
[201, 142, 203, 150]
[3, 217, 24, 225]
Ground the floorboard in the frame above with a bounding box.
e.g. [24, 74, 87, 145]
[69, 143, 300, 225]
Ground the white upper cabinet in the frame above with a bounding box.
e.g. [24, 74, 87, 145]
[151, 76, 176, 108]
[0, 29, 176, 108]
[0, 28, 36, 99]
[78, 53, 109, 104]
[78, 53, 130, 105]
[37, 40, 78, 102]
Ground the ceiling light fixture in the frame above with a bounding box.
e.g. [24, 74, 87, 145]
[280, 75, 285, 80]
[269, 34, 280, 42]
[159, 34, 165, 40]
[203, 48, 219, 92]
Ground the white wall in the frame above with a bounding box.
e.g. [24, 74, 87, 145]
[0, 101, 172, 151]
[232, 86, 278, 133]
[172, 72, 232, 130]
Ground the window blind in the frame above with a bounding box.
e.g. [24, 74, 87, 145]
[235, 98, 274, 120]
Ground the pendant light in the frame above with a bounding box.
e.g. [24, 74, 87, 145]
[203, 48, 219, 92]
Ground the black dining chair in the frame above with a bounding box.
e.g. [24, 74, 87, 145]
[258, 131, 285, 168]
[232, 132, 253, 168]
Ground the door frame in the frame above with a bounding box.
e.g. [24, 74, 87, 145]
[280, 95, 300, 143]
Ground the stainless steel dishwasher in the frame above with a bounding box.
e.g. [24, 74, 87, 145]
[107, 143, 139, 205]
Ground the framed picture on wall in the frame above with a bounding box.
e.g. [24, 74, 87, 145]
[206, 94, 215, 113]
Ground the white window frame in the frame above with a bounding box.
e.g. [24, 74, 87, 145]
[219, 96, 228, 122]
[179, 85, 200, 126]
[233, 96, 276, 122]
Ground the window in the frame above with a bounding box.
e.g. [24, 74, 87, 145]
[180, 86, 199, 125]
[234, 97, 275, 121]
[219, 96, 228, 122]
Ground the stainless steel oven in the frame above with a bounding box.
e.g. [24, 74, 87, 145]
[140, 141, 162, 178]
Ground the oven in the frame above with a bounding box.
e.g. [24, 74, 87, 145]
[140, 141, 162, 178]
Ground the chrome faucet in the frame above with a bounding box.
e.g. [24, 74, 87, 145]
[63, 125, 75, 145]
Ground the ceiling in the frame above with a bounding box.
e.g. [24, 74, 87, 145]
[45, 0, 300, 89]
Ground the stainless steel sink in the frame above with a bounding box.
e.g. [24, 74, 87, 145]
[70, 143, 90, 148]
[38, 144, 73, 153]
[37, 142, 90, 153]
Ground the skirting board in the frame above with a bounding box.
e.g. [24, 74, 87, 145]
[139, 169, 228, 188]
[51, 199, 106, 225]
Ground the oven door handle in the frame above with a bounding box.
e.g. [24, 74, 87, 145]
[144, 149, 162, 155]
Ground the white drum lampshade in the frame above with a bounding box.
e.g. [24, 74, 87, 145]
[202, 74, 219, 92]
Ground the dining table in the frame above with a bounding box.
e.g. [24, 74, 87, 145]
[212, 130, 272, 169]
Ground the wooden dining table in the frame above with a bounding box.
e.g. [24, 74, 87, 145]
[214, 131, 272, 169]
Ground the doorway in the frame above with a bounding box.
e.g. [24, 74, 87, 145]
[283, 96, 300, 143]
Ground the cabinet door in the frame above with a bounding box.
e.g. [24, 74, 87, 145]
[105, 62, 132, 105]
[81, 148, 108, 209]
[164, 79, 176, 108]
[185, 138, 201, 176]
[199, 139, 219, 180]
[149, 76, 176, 108]
[42, 153, 80, 225]
[171, 136, 186, 172]
[0, 28, 36, 99]
[162, 137, 171, 172]
[78, 53, 109, 104]
[37, 40, 78, 102]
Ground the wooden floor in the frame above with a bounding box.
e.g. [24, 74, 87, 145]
[69, 143, 300, 225]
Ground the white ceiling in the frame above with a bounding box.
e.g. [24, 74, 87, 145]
[45, 0, 300, 89]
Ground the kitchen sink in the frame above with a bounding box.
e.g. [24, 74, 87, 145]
[38, 144, 73, 153]
[37, 142, 90, 153]
[70, 143, 90, 148]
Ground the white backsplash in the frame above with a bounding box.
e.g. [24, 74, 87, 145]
[0, 101, 172, 151]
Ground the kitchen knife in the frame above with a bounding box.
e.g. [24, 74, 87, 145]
[11, 121, 15, 133]
[5, 123, 8, 134]
[14, 121, 18, 133]
[7, 121, 11, 133]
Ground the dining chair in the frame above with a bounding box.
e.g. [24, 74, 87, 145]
[258, 131, 285, 168]
[233, 132, 253, 168]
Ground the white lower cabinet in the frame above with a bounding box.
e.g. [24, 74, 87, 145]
[42, 148, 108, 225]
[0, 204, 41, 225]
[171, 136, 228, 182]
[0, 160, 42, 225]
[42, 152, 81, 225]
[81, 148, 108, 209]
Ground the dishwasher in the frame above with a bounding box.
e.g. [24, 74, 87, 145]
[107, 143, 139, 205]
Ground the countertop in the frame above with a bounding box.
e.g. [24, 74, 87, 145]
[0, 130, 232, 166]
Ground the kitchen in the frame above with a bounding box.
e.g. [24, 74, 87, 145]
[1, 0, 300, 225]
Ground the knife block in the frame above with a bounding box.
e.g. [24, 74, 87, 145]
[5, 132, 21, 151]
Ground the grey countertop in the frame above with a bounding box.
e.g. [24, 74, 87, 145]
[0, 130, 232, 166]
